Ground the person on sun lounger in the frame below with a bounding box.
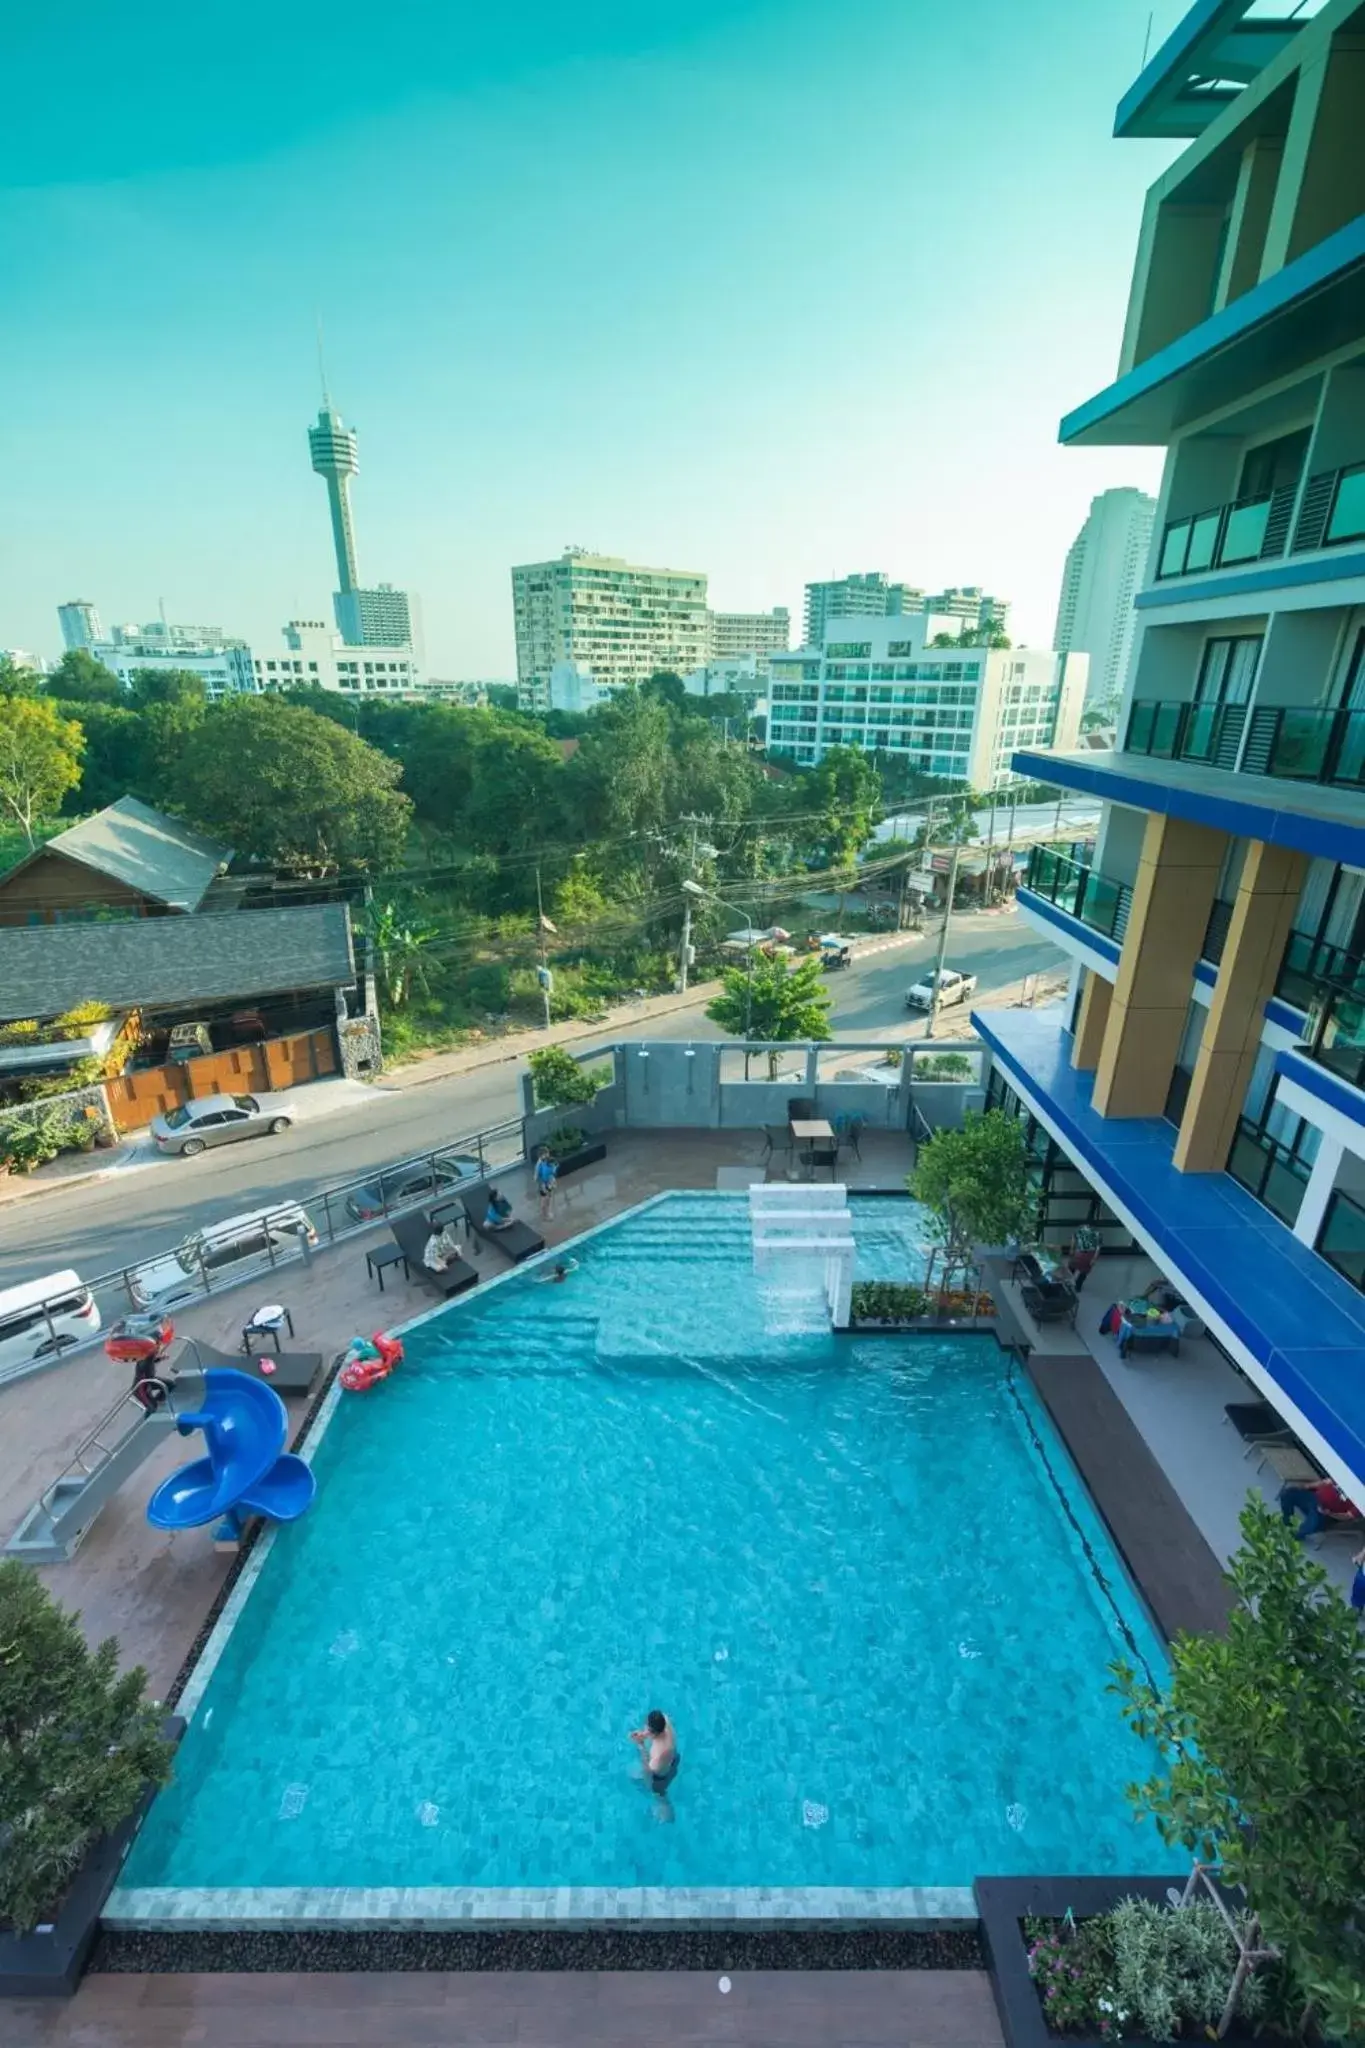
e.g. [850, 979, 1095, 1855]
[483, 1188, 514, 1231]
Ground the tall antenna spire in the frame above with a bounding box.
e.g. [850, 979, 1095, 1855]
[316, 314, 331, 411]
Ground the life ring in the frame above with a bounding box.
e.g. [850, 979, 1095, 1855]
[339, 1331, 403, 1392]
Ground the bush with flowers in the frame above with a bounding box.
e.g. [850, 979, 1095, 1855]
[1025, 1899, 1267, 2040]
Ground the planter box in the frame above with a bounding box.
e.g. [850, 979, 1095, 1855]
[0, 1716, 183, 1999]
[975, 1875, 1259, 2048]
[552, 1141, 607, 1179]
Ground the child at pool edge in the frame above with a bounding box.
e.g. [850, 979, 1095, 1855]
[535, 1258, 578, 1284]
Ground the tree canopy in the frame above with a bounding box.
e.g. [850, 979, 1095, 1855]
[706, 950, 833, 1046]
[43, 649, 124, 705]
[171, 696, 412, 873]
[910, 1108, 1034, 1292]
[0, 695, 85, 846]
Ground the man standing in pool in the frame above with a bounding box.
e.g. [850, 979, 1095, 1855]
[630, 1709, 680, 1806]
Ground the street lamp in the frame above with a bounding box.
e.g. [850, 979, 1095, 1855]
[683, 878, 756, 1037]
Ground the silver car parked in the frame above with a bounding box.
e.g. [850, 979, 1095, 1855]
[150, 1093, 293, 1157]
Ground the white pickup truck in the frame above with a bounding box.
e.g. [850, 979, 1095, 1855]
[905, 966, 978, 1011]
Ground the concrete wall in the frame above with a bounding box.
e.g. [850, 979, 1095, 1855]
[519, 1040, 926, 1134]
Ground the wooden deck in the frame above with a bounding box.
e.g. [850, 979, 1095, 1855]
[1025, 1347, 1233, 1641]
[4, 1968, 1003, 2047]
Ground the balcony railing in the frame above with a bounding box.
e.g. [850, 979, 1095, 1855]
[1239, 705, 1365, 788]
[1226, 1117, 1311, 1227]
[1156, 485, 1296, 582]
[1290, 462, 1365, 555]
[1124, 698, 1248, 770]
[1023, 845, 1132, 944]
[1276, 931, 1365, 1015]
[1298, 983, 1365, 1096]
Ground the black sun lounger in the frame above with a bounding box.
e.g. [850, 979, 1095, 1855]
[391, 1208, 479, 1296]
[460, 1192, 545, 1264]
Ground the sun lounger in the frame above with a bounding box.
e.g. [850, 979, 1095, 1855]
[173, 1339, 324, 1394]
[391, 1209, 479, 1297]
[460, 1193, 545, 1264]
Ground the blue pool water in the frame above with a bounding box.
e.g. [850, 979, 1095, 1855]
[124, 1193, 1178, 1896]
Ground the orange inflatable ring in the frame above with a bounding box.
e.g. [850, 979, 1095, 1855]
[340, 1331, 404, 1392]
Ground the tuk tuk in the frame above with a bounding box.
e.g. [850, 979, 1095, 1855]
[818, 934, 852, 971]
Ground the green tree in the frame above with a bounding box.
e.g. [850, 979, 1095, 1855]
[640, 670, 688, 710]
[486, 684, 520, 712]
[706, 950, 832, 1076]
[0, 1560, 173, 1933]
[1113, 1500, 1365, 2042]
[527, 1044, 606, 1108]
[365, 895, 440, 1008]
[0, 696, 84, 846]
[0, 656, 44, 698]
[807, 745, 881, 869]
[125, 666, 208, 707]
[44, 649, 124, 705]
[173, 696, 411, 873]
[910, 1108, 1034, 1295]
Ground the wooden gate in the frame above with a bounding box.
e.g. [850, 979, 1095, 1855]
[107, 1028, 337, 1131]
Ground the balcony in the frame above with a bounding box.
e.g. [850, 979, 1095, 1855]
[1023, 846, 1132, 944]
[1226, 1117, 1311, 1228]
[1201, 898, 1234, 967]
[1125, 698, 1248, 770]
[1239, 705, 1365, 789]
[1290, 462, 1365, 555]
[1319, 1187, 1365, 1297]
[1299, 982, 1365, 1097]
[1276, 931, 1365, 1016]
[1155, 487, 1296, 582]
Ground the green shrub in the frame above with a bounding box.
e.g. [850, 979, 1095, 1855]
[545, 1125, 585, 1160]
[527, 1045, 608, 1108]
[0, 1561, 173, 1933]
[460, 963, 510, 1014]
[52, 1001, 114, 1036]
[850, 1280, 933, 1322]
[913, 1051, 973, 1080]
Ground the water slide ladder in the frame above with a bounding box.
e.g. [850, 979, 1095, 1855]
[5, 1379, 194, 1565]
[748, 1183, 854, 1329]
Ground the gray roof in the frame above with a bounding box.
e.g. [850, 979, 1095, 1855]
[34, 797, 231, 910]
[0, 904, 355, 1022]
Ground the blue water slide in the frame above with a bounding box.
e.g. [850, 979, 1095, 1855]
[147, 1369, 316, 1534]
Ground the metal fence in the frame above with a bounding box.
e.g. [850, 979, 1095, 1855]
[0, 1114, 531, 1390]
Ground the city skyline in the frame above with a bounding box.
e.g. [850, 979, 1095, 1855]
[2, 0, 1173, 675]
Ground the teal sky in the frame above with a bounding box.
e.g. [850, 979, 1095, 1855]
[1, 0, 1179, 675]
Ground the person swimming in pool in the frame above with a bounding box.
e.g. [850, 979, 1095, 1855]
[629, 1708, 679, 1795]
[534, 1258, 579, 1284]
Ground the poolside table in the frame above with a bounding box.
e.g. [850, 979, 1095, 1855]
[789, 1118, 834, 1144]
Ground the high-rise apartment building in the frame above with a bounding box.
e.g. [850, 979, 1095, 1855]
[766, 612, 1084, 784]
[307, 404, 415, 651]
[57, 601, 102, 652]
[921, 586, 1011, 636]
[511, 551, 710, 710]
[803, 573, 924, 645]
[996, 0, 1365, 1510]
[1053, 488, 1157, 708]
[707, 607, 790, 670]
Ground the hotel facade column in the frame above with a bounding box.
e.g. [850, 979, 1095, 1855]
[1071, 968, 1113, 1071]
[1173, 838, 1307, 1171]
[1093, 812, 1228, 1117]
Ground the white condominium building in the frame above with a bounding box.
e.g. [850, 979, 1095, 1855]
[803, 573, 924, 645]
[96, 640, 257, 699]
[252, 621, 424, 698]
[511, 550, 710, 709]
[767, 613, 1085, 785]
[707, 607, 790, 670]
[921, 586, 1011, 635]
[1053, 487, 1157, 708]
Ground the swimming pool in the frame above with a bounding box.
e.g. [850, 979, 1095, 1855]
[114, 1193, 1179, 1921]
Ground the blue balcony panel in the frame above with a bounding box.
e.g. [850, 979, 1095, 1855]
[1058, 213, 1365, 447]
[1134, 545, 1365, 610]
[1275, 1045, 1365, 1133]
[1011, 747, 1365, 872]
[975, 1005, 1365, 1490]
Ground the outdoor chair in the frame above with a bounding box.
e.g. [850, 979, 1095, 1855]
[460, 1193, 546, 1264]
[800, 1142, 839, 1181]
[760, 1124, 792, 1164]
[834, 1113, 864, 1160]
[391, 1209, 479, 1297]
[1020, 1283, 1078, 1329]
[787, 1096, 816, 1124]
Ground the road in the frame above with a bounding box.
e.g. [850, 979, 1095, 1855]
[0, 909, 1063, 1290]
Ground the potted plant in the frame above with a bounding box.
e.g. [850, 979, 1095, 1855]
[0, 1561, 178, 1996]
[542, 1122, 607, 1178]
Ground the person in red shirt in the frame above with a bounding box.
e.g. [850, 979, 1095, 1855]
[1280, 1478, 1360, 1538]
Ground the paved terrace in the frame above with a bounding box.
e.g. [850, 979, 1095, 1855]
[0, 1126, 914, 1697]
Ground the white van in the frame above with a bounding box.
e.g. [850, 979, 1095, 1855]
[0, 1270, 101, 1382]
[129, 1203, 318, 1308]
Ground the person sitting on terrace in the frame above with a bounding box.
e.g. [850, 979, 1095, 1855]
[483, 1188, 515, 1231]
[422, 1223, 461, 1272]
[1280, 1477, 1362, 1539]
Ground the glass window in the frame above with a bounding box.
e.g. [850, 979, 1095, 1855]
[1159, 522, 1190, 578]
[1318, 1188, 1365, 1292]
[1327, 465, 1365, 547]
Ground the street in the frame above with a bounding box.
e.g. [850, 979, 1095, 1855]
[0, 908, 1064, 1291]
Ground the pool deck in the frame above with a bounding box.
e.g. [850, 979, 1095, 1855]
[2, 1966, 1003, 2047]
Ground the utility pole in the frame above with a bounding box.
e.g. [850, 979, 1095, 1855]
[924, 839, 962, 1040]
[535, 866, 552, 1030]
[677, 814, 709, 993]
